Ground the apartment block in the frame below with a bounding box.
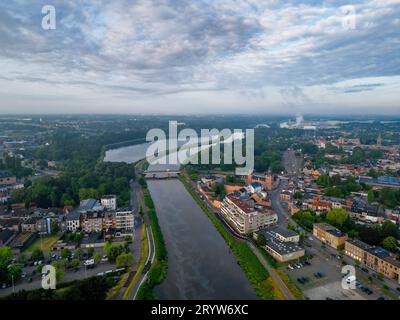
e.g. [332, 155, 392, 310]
[220, 193, 277, 235]
[345, 239, 400, 284]
[115, 210, 134, 232]
[313, 222, 348, 249]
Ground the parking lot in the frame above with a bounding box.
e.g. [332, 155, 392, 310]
[282, 236, 396, 300]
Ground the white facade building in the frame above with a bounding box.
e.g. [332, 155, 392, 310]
[101, 195, 117, 211]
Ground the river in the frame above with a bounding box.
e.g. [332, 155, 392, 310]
[147, 179, 257, 300]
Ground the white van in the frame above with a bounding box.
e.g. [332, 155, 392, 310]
[346, 275, 356, 284]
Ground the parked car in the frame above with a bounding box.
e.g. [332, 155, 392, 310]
[287, 264, 294, 270]
[346, 275, 356, 284]
[396, 287, 400, 293]
[361, 267, 369, 273]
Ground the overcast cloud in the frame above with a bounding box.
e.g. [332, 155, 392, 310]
[0, 0, 399, 115]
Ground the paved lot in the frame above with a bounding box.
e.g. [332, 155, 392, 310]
[305, 281, 366, 300]
[0, 261, 116, 297]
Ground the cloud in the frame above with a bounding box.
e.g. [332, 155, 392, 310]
[0, 0, 399, 114]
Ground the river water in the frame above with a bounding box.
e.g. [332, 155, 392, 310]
[105, 142, 257, 299]
[147, 179, 257, 300]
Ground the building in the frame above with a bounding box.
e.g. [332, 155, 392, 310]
[345, 239, 400, 284]
[273, 226, 300, 243]
[280, 190, 292, 202]
[0, 230, 15, 246]
[313, 223, 348, 249]
[21, 217, 39, 233]
[115, 210, 134, 233]
[0, 170, 17, 186]
[9, 232, 37, 253]
[66, 210, 81, 232]
[103, 212, 116, 231]
[260, 228, 305, 262]
[79, 199, 104, 213]
[101, 195, 117, 211]
[358, 176, 400, 189]
[220, 193, 277, 235]
[248, 182, 262, 194]
[81, 212, 103, 233]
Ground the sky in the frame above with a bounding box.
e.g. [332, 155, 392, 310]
[0, 0, 399, 115]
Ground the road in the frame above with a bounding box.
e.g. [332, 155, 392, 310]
[0, 261, 116, 297]
[128, 179, 155, 300]
[131, 210, 155, 299]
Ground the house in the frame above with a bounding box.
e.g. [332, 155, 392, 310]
[0, 217, 22, 232]
[66, 210, 81, 232]
[21, 217, 39, 233]
[101, 195, 117, 211]
[0, 230, 15, 246]
[0, 191, 9, 204]
[0, 170, 17, 186]
[280, 190, 292, 202]
[248, 182, 262, 194]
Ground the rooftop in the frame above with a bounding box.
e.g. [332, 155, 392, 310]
[101, 195, 116, 199]
[314, 222, 346, 238]
[226, 194, 254, 214]
[273, 226, 298, 238]
[0, 170, 14, 179]
[264, 230, 304, 255]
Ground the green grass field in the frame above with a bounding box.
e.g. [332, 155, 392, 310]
[25, 234, 61, 253]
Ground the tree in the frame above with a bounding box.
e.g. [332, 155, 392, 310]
[8, 264, 22, 281]
[381, 220, 398, 239]
[0, 247, 13, 266]
[30, 248, 44, 262]
[326, 208, 349, 228]
[108, 245, 125, 263]
[50, 220, 59, 235]
[256, 233, 267, 246]
[93, 252, 102, 265]
[359, 225, 381, 245]
[69, 259, 80, 269]
[367, 190, 375, 203]
[75, 248, 83, 260]
[87, 247, 95, 258]
[61, 248, 71, 260]
[116, 252, 133, 268]
[52, 260, 66, 281]
[381, 236, 398, 253]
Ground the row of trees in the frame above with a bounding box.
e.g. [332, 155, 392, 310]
[316, 174, 371, 198]
[11, 161, 133, 209]
[368, 188, 400, 209]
